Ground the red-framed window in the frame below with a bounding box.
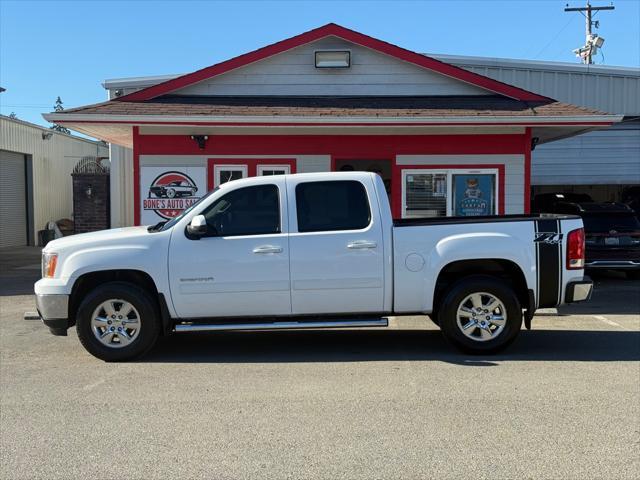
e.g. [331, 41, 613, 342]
[391, 164, 506, 218]
[207, 158, 296, 190]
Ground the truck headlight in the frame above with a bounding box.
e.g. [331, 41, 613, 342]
[42, 252, 58, 278]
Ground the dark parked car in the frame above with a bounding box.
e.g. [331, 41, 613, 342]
[621, 186, 640, 220]
[149, 181, 198, 199]
[550, 201, 640, 279]
[531, 192, 593, 214]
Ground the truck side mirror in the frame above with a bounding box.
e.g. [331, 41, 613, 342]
[186, 214, 208, 238]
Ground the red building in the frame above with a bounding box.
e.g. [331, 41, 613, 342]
[45, 24, 620, 226]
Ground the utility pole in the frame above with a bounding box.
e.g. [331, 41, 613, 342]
[565, 1, 615, 64]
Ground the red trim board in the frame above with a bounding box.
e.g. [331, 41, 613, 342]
[136, 134, 526, 156]
[117, 23, 550, 103]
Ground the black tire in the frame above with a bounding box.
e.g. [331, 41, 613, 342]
[166, 188, 176, 199]
[437, 275, 522, 354]
[76, 282, 160, 362]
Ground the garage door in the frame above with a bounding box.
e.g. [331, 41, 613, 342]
[0, 150, 28, 247]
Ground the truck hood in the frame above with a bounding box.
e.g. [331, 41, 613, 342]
[43, 226, 153, 253]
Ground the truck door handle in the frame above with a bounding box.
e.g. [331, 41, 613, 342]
[347, 240, 377, 250]
[252, 245, 283, 254]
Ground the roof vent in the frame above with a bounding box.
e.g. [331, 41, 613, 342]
[315, 51, 350, 68]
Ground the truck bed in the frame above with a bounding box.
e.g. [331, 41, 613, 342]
[393, 213, 579, 227]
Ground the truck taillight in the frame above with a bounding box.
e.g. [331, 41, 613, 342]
[567, 228, 585, 270]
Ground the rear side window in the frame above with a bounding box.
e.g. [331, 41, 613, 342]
[296, 181, 371, 232]
[202, 184, 280, 236]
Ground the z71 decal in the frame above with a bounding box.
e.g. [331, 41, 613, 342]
[534, 232, 564, 244]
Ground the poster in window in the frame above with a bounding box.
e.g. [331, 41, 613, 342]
[140, 166, 206, 224]
[453, 174, 495, 216]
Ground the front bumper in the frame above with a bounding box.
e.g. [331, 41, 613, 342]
[35, 294, 70, 336]
[564, 277, 593, 303]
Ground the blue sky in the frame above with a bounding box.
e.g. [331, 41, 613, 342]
[1, 0, 639, 126]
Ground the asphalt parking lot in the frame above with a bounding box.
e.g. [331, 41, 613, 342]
[1, 247, 639, 479]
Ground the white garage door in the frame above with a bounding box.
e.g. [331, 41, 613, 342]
[0, 150, 28, 247]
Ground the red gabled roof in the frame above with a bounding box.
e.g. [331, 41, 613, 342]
[117, 23, 551, 103]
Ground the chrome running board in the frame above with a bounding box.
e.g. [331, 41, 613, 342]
[174, 318, 388, 332]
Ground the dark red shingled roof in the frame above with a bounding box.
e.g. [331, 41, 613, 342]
[59, 95, 606, 118]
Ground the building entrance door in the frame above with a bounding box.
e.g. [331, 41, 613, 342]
[334, 159, 391, 199]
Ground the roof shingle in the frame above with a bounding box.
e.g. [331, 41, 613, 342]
[57, 95, 609, 119]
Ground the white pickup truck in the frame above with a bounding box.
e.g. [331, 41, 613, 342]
[35, 172, 592, 361]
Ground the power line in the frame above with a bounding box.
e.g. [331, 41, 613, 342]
[533, 15, 576, 59]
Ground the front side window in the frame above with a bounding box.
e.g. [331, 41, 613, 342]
[201, 184, 280, 236]
[296, 180, 371, 233]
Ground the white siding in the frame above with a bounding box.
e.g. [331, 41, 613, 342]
[0, 116, 109, 243]
[296, 155, 331, 173]
[532, 121, 640, 186]
[176, 37, 490, 97]
[397, 154, 525, 214]
[110, 144, 135, 227]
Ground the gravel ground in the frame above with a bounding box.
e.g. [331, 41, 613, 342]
[1, 247, 638, 479]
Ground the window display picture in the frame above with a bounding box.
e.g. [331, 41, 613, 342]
[141, 166, 207, 224]
[453, 174, 496, 216]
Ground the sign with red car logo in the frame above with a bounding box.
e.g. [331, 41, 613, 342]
[140, 167, 206, 224]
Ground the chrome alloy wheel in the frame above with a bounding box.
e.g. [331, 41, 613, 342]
[91, 299, 141, 348]
[456, 292, 507, 342]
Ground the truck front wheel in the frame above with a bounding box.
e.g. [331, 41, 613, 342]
[438, 275, 522, 354]
[75, 282, 160, 362]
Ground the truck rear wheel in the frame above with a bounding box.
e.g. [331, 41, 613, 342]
[437, 275, 522, 354]
[76, 282, 160, 362]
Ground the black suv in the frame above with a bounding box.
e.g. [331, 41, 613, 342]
[531, 192, 594, 214]
[542, 200, 640, 279]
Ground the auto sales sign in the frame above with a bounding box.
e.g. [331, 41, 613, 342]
[140, 166, 206, 224]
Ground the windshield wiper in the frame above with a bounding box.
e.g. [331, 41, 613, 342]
[148, 220, 167, 232]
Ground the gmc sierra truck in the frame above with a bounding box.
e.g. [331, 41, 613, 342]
[35, 172, 592, 361]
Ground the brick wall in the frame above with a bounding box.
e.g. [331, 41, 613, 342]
[72, 173, 110, 234]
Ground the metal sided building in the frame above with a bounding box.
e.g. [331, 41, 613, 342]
[0, 115, 109, 247]
[432, 54, 640, 203]
[43, 24, 621, 227]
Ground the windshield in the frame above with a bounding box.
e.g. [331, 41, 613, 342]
[152, 188, 219, 232]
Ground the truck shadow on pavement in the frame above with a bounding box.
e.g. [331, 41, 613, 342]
[559, 272, 640, 315]
[143, 329, 640, 365]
